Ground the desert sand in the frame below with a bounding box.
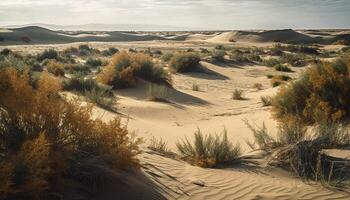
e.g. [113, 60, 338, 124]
[1, 28, 349, 199]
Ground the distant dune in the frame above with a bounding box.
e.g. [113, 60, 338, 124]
[0, 26, 349, 45]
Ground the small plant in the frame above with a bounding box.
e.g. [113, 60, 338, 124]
[84, 86, 116, 110]
[147, 84, 171, 102]
[232, 89, 244, 100]
[192, 83, 200, 91]
[253, 83, 263, 90]
[78, 44, 91, 51]
[177, 129, 241, 168]
[274, 64, 293, 72]
[215, 45, 224, 50]
[169, 52, 200, 73]
[266, 74, 274, 79]
[260, 96, 272, 106]
[0, 48, 11, 56]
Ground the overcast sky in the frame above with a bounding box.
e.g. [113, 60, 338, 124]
[0, 0, 349, 29]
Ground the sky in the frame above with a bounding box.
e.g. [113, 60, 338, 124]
[0, 0, 349, 29]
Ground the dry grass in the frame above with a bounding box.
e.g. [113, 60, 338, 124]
[232, 89, 244, 100]
[147, 84, 172, 102]
[0, 67, 141, 199]
[177, 129, 241, 168]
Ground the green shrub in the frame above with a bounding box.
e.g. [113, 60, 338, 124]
[177, 129, 241, 168]
[169, 52, 200, 73]
[37, 49, 58, 61]
[0, 48, 12, 56]
[78, 44, 91, 51]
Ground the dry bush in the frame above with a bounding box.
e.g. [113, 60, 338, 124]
[263, 58, 281, 67]
[169, 52, 200, 73]
[97, 51, 170, 89]
[160, 53, 173, 62]
[272, 54, 350, 124]
[192, 83, 200, 91]
[46, 60, 65, 76]
[232, 89, 244, 100]
[177, 129, 241, 168]
[148, 137, 171, 154]
[0, 68, 141, 199]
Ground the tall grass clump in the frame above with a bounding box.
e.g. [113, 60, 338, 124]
[97, 51, 170, 89]
[0, 67, 141, 199]
[272, 54, 350, 124]
[274, 64, 293, 72]
[211, 50, 226, 62]
[232, 89, 244, 100]
[177, 129, 241, 168]
[169, 52, 200, 73]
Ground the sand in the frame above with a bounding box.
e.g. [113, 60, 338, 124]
[2, 29, 350, 199]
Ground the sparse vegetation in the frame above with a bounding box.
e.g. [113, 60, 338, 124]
[192, 83, 200, 91]
[177, 129, 241, 168]
[169, 52, 200, 73]
[0, 67, 140, 199]
[86, 57, 103, 67]
[148, 137, 172, 155]
[272, 54, 350, 124]
[211, 50, 226, 62]
[232, 89, 244, 100]
[253, 83, 263, 90]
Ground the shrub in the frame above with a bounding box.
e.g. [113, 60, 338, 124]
[281, 53, 307, 67]
[0, 48, 12, 56]
[147, 84, 171, 102]
[177, 129, 241, 168]
[84, 86, 115, 110]
[86, 57, 102, 67]
[78, 44, 91, 51]
[161, 53, 173, 62]
[274, 64, 293, 72]
[192, 83, 200, 91]
[211, 50, 225, 62]
[148, 137, 171, 154]
[65, 63, 91, 74]
[266, 74, 274, 79]
[260, 96, 272, 106]
[37, 49, 58, 61]
[229, 50, 248, 62]
[97, 51, 170, 89]
[45, 60, 65, 76]
[232, 89, 244, 100]
[0, 68, 140, 199]
[169, 52, 200, 73]
[200, 48, 210, 54]
[272, 55, 350, 124]
[0, 54, 27, 72]
[253, 83, 263, 90]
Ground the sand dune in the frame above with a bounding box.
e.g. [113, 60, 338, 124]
[140, 150, 350, 200]
[2, 26, 349, 45]
[206, 29, 327, 44]
[0, 26, 166, 45]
